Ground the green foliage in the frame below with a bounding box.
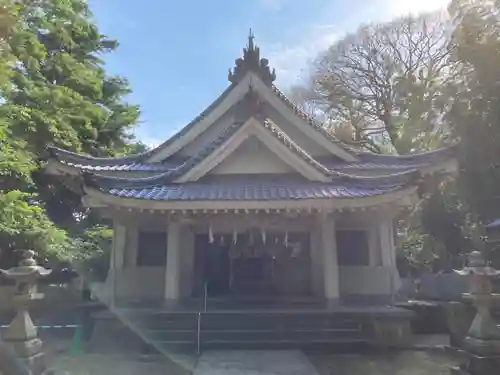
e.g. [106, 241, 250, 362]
[295, 9, 495, 271]
[447, 0, 500, 224]
[0, 0, 142, 269]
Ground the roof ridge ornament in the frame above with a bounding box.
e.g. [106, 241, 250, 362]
[228, 29, 276, 86]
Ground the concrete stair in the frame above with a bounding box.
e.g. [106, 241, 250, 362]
[129, 309, 367, 352]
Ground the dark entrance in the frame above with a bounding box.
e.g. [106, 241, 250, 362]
[194, 234, 231, 296]
[193, 231, 312, 298]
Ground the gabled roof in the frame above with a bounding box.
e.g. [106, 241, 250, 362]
[45, 31, 458, 209]
[100, 175, 415, 202]
[47, 141, 456, 177]
[47, 33, 363, 170]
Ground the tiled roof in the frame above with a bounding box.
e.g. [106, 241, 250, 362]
[53, 118, 336, 179]
[52, 138, 455, 182]
[262, 119, 331, 176]
[48, 78, 359, 169]
[270, 85, 363, 154]
[105, 178, 411, 201]
[47, 146, 149, 165]
[143, 83, 236, 159]
[80, 121, 246, 187]
[320, 145, 458, 172]
[47, 83, 237, 166]
[55, 145, 455, 178]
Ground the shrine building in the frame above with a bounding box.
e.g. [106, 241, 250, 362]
[45, 33, 456, 311]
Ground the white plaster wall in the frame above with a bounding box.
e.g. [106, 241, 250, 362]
[210, 137, 295, 175]
[339, 266, 393, 295]
[102, 267, 165, 301]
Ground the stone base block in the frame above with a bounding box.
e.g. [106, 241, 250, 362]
[0, 344, 49, 375]
[88, 311, 145, 354]
[463, 336, 500, 356]
[6, 337, 43, 357]
[369, 317, 413, 348]
[16, 352, 48, 375]
[444, 302, 477, 347]
[452, 354, 500, 375]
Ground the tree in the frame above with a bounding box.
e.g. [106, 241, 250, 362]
[446, 0, 500, 226]
[0, 0, 141, 267]
[290, 12, 471, 271]
[297, 12, 456, 153]
[0, 0, 19, 88]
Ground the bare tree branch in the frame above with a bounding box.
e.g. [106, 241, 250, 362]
[292, 11, 457, 153]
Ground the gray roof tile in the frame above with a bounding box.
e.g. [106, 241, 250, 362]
[107, 179, 407, 201]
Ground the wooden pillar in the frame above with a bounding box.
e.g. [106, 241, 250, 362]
[109, 221, 126, 306]
[310, 224, 324, 298]
[378, 219, 400, 302]
[379, 220, 393, 267]
[321, 214, 339, 304]
[368, 225, 382, 266]
[111, 222, 126, 271]
[180, 226, 195, 297]
[164, 221, 181, 301]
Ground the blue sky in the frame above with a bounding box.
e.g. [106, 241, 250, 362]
[87, 0, 450, 147]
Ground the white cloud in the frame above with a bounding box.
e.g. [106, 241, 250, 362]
[139, 135, 162, 149]
[264, 0, 452, 88]
[133, 122, 186, 149]
[265, 24, 339, 86]
[259, 0, 288, 12]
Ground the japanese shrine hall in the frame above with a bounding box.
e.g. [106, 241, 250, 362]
[45, 34, 455, 315]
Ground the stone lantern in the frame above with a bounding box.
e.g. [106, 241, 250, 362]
[452, 250, 500, 375]
[0, 250, 53, 375]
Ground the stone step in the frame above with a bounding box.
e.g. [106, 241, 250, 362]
[128, 310, 366, 352]
[138, 312, 363, 331]
[144, 327, 363, 342]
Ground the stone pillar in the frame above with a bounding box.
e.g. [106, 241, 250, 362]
[165, 221, 181, 302]
[321, 214, 339, 305]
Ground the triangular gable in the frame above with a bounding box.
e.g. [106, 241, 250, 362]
[175, 117, 331, 183]
[147, 74, 252, 163]
[147, 71, 357, 164]
[209, 136, 297, 175]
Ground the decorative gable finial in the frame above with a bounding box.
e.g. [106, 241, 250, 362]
[248, 28, 255, 51]
[228, 30, 277, 86]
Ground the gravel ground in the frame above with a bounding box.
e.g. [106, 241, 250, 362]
[47, 349, 459, 375]
[308, 350, 459, 375]
[13, 334, 460, 375]
[50, 354, 187, 375]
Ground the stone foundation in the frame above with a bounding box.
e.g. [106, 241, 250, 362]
[368, 314, 413, 348]
[444, 301, 477, 348]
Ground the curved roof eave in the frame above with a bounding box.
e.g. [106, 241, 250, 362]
[81, 183, 419, 211]
[46, 82, 238, 166]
